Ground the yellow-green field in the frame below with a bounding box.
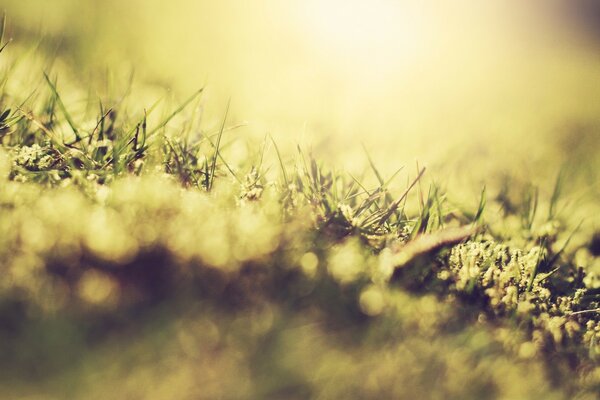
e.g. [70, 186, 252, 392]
[0, 1, 599, 398]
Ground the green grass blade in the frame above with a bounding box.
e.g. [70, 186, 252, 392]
[271, 134, 289, 186]
[548, 167, 565, 221]
[473, 185, 486, 224]
[43, 72, 80, 139]
[208, 98, 230, 190]
[378, 167, 426, 227]
[147, 88, 203, 137]
[0, 12, 8, 54]
[362, 144, 384, 186]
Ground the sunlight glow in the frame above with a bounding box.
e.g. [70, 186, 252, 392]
[297, 0, 426, 63]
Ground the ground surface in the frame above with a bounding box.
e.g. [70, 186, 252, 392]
[0, 6, 599, 399]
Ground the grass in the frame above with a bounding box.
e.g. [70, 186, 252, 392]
[0, 15, 599, 400]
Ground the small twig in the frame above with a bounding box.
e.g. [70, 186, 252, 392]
[392, 225, 478, 268]
[570, 308, 600, 316]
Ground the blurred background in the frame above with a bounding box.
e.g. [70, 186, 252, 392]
[2, 0, 599, 179]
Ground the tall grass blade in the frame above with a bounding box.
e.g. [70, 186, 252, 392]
[208, 98, 230, 190]
[43, 72, 80, 140]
